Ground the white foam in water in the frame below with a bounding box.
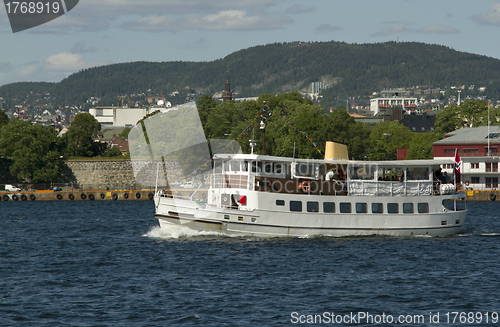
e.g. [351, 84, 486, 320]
[144, 224, 228, 240]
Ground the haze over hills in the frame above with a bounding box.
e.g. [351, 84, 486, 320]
[1, 40, 500, 106]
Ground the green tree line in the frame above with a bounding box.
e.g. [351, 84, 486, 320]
[0, 111, 124, 184]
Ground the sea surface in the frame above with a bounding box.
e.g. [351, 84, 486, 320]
[1, 200, 499, 326]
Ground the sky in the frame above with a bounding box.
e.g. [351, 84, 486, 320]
[1, 0, 500, 87]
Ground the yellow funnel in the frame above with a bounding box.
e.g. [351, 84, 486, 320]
[324, 141, 348, 160]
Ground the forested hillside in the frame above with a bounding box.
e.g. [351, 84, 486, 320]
[2, 41, 500, 105]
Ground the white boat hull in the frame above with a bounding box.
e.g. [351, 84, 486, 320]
[154, 194, 467, 237]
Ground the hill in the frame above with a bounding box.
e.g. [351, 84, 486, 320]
[2, 41, 500, 106]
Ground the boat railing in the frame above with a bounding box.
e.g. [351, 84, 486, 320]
[211, 174, 249, 190]
[348, 180, 434, 196]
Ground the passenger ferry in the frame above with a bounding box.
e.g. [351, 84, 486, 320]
[154, 141, 467, 237]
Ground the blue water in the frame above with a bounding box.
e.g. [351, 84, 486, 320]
[1, 200, 499, 326]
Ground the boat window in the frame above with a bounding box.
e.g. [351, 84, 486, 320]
[294, 163, 318, 179]
[264, 162, 272, 174]
[418, 203, 429, 213]
[351, 165, 376, 180]
[230, 160, 240, 172]
[442, 199, 465, 211]
[307, 202, 319, 213]
[403, 203, 414, 214]
[379, 167, 404, 181]
[251, 161, 262, 173]
[290, 201, 302, 212]
[214, 160, 223, 173]
[356, 203, 367, 213]
[340, 202, 351, 213]
[387, 203, 399, 214]
[407, 167, 429, 181]
[372, 203, 383, 214]
[323, 202, 335, 213]
[276, 199, 285, 206]
[274, 163, 282, 174]
[242, 161, 249, 172]
[224, 161, 230, 172]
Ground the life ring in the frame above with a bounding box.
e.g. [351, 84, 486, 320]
[69, 194, 75, 200]
[201, 192, 207, 199]
[21, 194, 27, 201]
[3, 194, 9, 201]
[88, 194, 95, 201]
[136, 192, 141, 199]
[30, 194, 36, 201]
[100, 193, 105, 199]
[299, 181, 311, 193]
[57, 193, 63, 200]
[80, 193, 87, 200]
[148, 193, 154, 200]
[124, 193, 129, 200]
[490, 193, 496, 201]
[112, 193, 118, 201]
[12, 194, 19, 201]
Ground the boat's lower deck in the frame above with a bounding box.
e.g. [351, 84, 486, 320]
[154, 194, 467, 237]
[155, 213, 464, 237]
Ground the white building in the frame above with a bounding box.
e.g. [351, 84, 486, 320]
[370, 89, 417, 116]
[89, 106, 150, 127]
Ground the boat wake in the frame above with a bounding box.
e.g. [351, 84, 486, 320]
[143, 225, 233, 240]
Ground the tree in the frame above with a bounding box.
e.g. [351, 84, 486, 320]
[434, 100, 500, 136]
[406, 132, 440, 159]
[64, 113, 102, 157]
[0, 109, 8, 130]
[0, 119, 62, 183]
[368, 121, 413, 160]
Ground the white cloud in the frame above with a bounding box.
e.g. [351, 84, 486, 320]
[126, 10, 292, 32]
[417, 24, 459, 34]
[21, 0, 285, 33]
[370, 24, 406, 37]
[15, 65, 40, 79]
[43, 52, 108, 71]
[472, 3, 500, 26]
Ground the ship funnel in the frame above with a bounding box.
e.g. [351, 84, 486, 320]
[324, 141, 348, 160]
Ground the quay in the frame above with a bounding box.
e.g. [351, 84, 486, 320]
[464, 189, 500, 202]
[0, 190, 155, 202]
[0, 188, 204, 202]
[1, 188, 498, 202]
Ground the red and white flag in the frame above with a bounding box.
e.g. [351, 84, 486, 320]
[454, 149, 461, 184]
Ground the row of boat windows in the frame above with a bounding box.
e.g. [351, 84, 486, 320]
[221, 160, 288, 174]
[276, 199, 429, 214]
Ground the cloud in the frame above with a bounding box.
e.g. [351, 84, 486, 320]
[284, 4, 314, 15]
[370, 24, 406, 37]
[472, 3, 500, 26]
[315, 24, 340, 33]
[15, 65, 40, 79]
[126, 10, 292, 32]
[20, 0, 285, 33]
[417, 24, 459, 34]
[43, 52, 108, 72]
